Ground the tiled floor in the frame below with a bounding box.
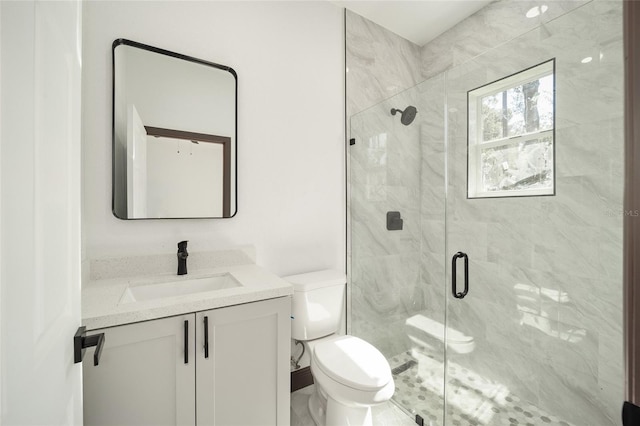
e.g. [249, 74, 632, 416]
[290, 384, 416, 426]
[291, 350, 575, 426]
[389, 351, 575, 426]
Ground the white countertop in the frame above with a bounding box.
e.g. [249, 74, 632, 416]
[82, 264, 293, 330]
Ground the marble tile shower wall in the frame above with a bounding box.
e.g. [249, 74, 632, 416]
[345, 10, 422, 118]
[441, 2, 623, 424]
[420, 0, 590, 80]
[416, 76, 446, 341]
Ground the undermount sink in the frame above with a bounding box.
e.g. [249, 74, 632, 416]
[120, 274, 241, 303]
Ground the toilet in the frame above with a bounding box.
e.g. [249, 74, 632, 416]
[285, 270, 394, 426]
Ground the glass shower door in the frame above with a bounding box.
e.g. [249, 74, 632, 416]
[443, 2, 624, 425]
[349, 74, 448, 424]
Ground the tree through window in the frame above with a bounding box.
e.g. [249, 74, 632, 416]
[468, 59, 555, 198]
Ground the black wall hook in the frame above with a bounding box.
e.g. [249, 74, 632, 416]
[74, 326, 105, 366]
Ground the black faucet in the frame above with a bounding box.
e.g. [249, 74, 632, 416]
[177, 240, 188, 275]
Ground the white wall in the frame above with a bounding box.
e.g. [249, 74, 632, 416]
[82, 1, 345, 276]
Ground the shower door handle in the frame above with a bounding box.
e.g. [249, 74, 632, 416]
[452, 252, 469, 299]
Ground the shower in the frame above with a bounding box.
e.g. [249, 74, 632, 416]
[349, 1, 623, 425]
[390, 105, 417, 125]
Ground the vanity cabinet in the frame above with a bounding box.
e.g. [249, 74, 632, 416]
[83, 297, 291, 426]
[83, 314, 196, 425]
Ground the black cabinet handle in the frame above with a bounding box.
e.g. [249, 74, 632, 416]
[204, 316, 209, 359]
[184, 320, 189, 364]
[74, 326, 106, 366]
[87, 334, 105, 366]
[452, 251, 469, 299]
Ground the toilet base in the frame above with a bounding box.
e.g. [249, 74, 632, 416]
[326, 396, 373, 426]
[307, 384, 375, 426]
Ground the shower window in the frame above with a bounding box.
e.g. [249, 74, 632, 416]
[467, 59, 555, 198]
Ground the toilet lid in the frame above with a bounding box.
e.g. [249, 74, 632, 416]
[313, 335, 392, 391]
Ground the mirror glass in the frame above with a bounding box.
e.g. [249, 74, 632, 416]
[112, 39, 237, 219]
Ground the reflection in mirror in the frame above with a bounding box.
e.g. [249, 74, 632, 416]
[112, 39, 237, 219]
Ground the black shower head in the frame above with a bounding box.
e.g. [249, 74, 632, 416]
[390, 106, 418, 125]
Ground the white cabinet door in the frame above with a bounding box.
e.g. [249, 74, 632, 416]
[83, 315, 196, 426]
[196, 297, 291, 426]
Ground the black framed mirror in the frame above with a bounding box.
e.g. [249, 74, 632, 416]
[112, 39, 237, 219]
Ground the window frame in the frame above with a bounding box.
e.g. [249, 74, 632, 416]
[467, 59, 556, 199]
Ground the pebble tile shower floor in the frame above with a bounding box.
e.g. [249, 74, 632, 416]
[389, 351, 575, 426]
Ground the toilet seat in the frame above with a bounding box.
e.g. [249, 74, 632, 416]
[313, 335, 392, 391]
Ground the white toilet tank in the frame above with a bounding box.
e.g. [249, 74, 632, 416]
[284, 269, 346, 341]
